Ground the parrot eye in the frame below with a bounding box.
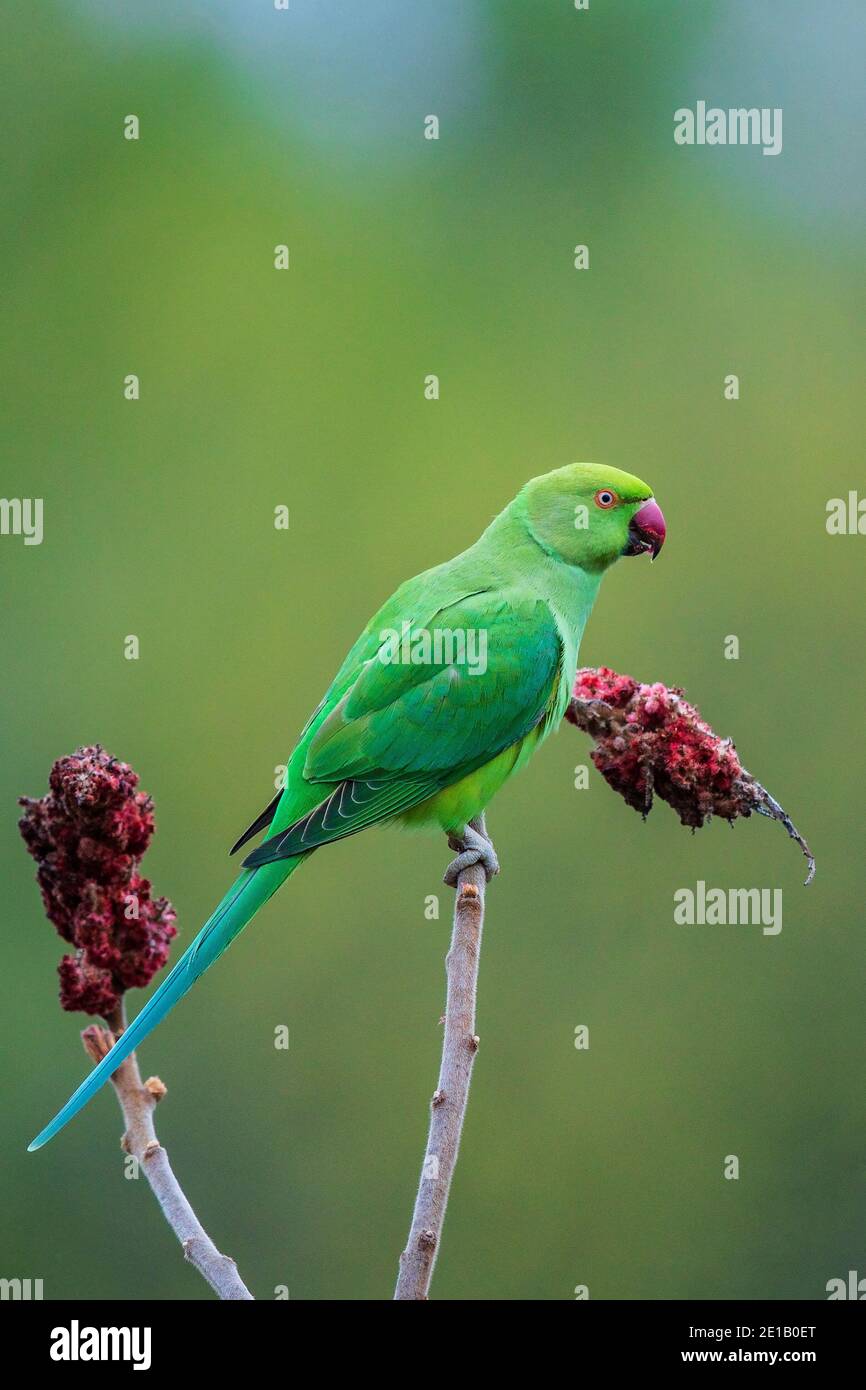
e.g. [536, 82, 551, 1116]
[594, 489, 617, 509]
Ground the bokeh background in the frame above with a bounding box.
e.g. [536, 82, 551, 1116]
[2, 1, 863, 1301]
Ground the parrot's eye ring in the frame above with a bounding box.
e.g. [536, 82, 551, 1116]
[594, 489, 617, 509]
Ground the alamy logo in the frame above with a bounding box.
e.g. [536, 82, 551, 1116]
[0, 1276, 43, 1299]
[826, 1270, 866, 1300]
[378, 621, 488, 676]
[826, 492, 866, 535]
[674, 880, 783, 936]
[50, 1321, 152, 1371]
[0, 497, 43, 545]
[674, 102, 782, 157]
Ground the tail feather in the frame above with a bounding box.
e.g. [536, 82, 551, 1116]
[28, 858, 300, 1152]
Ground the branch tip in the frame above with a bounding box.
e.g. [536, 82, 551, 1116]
[747, 779, 816, 885]
[81, 1023, 115, 1064]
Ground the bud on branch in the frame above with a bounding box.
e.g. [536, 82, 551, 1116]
[566, 668, 815, 885]
[19, 746, 252, 1299]
[18, 745, 177, 1015]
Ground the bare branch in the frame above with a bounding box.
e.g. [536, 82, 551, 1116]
[394, 814, 490, 1300]
[741, 776, 816, 885]
[84, 1003, 254, 1301]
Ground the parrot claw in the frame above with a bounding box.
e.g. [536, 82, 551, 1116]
[443, 825, 500, 886]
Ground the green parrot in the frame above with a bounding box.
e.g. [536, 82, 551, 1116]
[29, 463, 665, 1151]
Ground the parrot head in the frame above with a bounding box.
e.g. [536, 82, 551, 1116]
[519, 462, 666, 572]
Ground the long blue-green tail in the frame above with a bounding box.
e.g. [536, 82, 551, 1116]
[28, 857, 301, 1152]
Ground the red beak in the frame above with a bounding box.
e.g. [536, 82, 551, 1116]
[624, 498, 666, 560]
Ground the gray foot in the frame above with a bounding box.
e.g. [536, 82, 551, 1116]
[443, 824, 500, 886]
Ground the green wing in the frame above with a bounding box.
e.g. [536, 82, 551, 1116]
[242, 589, 561, 866]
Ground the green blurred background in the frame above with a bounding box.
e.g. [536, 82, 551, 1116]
[2, 1, 863, 1300]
